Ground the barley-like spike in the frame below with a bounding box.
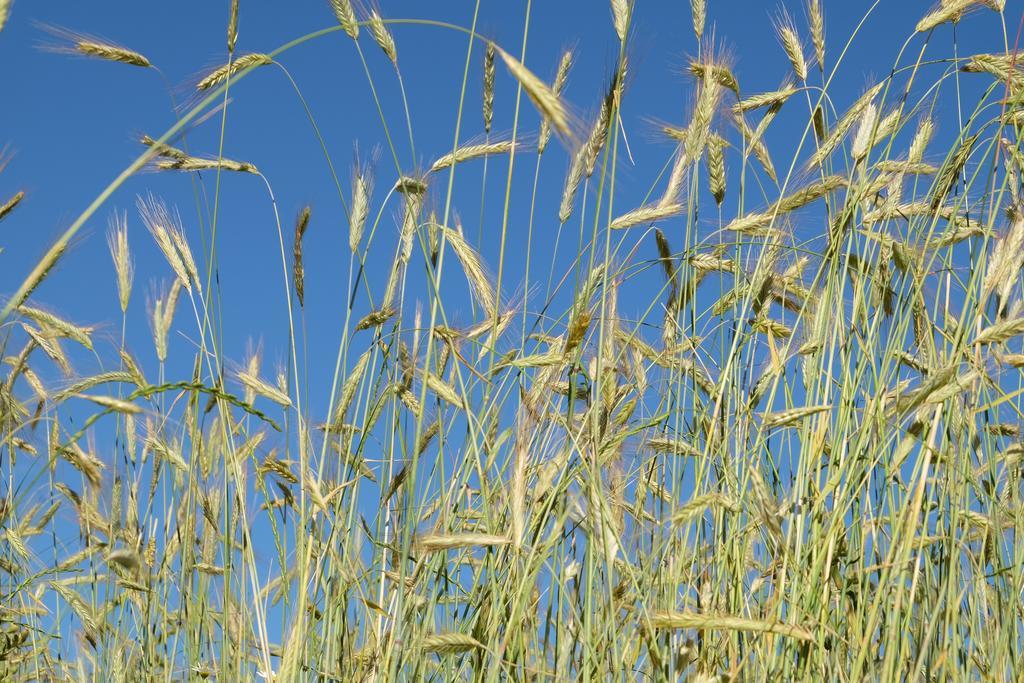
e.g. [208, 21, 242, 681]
[419, 632, 485, 655]
[763, 404, 830, 428]
[368, 10, 397, 65]
[775, 174, 846, 213]
[809, 0, 825, 70]
[809, 83, 882, 166]
[429, 141, 514, 174]
[425, 372, 464, 409]
[931, 133, 977, 210]
[917, 0, 991, 33]
[138, 195, 191, 293]
[611, 0, 630, 42]
[690, 0, 706, 41]
[227, 0, 239, 53]
[415, 533, 510, 554]
[908, 118, 934, 163]
[0, 0, 10, 33]
[851, 103, 878, 161]
[646, 436, 701, 457]
[0, 190, 25, 222]
[496, 46, 572, 142]
[707, 133, 726, 204]
[559, 150, 586, 224]
[349, 159, 372, 252]
[74, 39, 151, 67]
[140, 134, 188, 160]
[689, 59, 740, 96]
[330, 0, 359, 39]
[733, 112, 778, 181]
[355, 306, 396, 332]
[982, 210, 1024, 306]
[539, 49, 574, 154]
[293, 206, 311, 308]
[650, 612, 814, 642]
[483, 42, 496, 133]
[237, 369, 292, 407]
[610, 202, 685, 230]
[775, 14, 808, 81]
[733, 85, 798, 113]
[974, 316, 1024, 345]
[440, 225, 497, 318]
[155, 156, 258, 174]
[196, 53, 272, 91]
[17, 305, 93, 350]
[583, 91, 614, 178]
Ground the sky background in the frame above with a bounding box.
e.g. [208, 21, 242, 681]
[2, 1, 1011, 387]
[0, 0, 1015, 458]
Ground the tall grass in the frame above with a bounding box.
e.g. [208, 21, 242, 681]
[1, 0, 1023, 680]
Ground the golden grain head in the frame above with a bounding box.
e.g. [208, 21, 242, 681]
[496, 46, 572, 143]
[368, 10, 397, 65]
[227, 0, 239, 53]
[774, 13, 808, 81]
[0, 189, 25, 222]
[196, 53, 272, 91]
[74, 39, 151, 67]
[106, 211, 134, 314]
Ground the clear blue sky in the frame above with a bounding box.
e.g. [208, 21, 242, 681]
[0, 0, 1012, 421]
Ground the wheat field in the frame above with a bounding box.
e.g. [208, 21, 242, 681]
[0, 0, 1023, 680]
